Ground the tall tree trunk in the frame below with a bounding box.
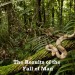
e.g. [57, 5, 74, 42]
[6, 3, 22, 37]
[57, 0, 63, 28]
[74, 0, 75, 13]
[0, 9, 2, 24]
[52, 6, 54, 26]
[0, 0, 23, 47]
[36, 0, 42, 27]
[42, 0, 46, 25]
[69, 0, 72, 20]
[60, 0, 63, 27]
[23, 1, 27, 26]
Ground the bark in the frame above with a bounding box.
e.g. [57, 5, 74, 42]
[6, 4, 22, 37]
[69, 0, 72, 20]
[74, 0, 75, 13]
[0, 39, 75, 75]
[60, 0, 63, 27]
[23, 1, 27, 26]
[57, 0, 63, 28]
[36, 0, 42, 27]
[51, 0, 55, 26]
[0, 9, 2, 24]
[42, 0, 46, 25]
[52, 6, 54, 26]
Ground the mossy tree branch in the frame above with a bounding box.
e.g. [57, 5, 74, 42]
[0, 39, 75, 75]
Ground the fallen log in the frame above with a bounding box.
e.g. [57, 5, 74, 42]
[0, 39, 75, 75]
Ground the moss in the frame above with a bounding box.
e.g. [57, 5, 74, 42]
[0, 39, 75, 75]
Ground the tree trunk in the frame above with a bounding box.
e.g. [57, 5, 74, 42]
[52, 6, 54, 26]
[69, 0, 72, 20]
[36, 0, 42, 27]
[74, 0, 75, 13]
[0, 9, 2, 24]
[42, 0, 46, 25]
[60, 0, 63, 27]
[6, 4, 22, 37]
[0, 0, 22, 37]
[23, 1, 27, 27]
[0, 1, 23, 47]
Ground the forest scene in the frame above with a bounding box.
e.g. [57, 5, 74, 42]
[0, 0, 75, 75]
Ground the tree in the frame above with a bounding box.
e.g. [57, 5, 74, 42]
[36, 0, 42, 27]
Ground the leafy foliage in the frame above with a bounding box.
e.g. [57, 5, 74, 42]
[0, 0, 75, 75]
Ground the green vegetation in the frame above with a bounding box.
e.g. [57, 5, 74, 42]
[0, 0, 75, 75]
